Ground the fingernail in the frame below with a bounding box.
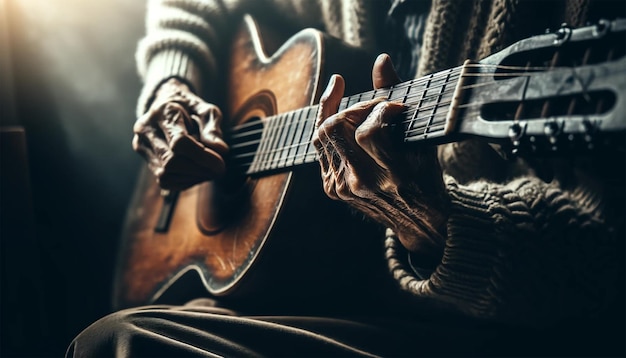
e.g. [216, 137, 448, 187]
[321, 75, 337, 100]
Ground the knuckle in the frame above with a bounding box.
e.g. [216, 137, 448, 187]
[133, 118, 148, 135]
[311, 131, 320, 146]
[347, 176, 369, 198]
[131, 135, 141, 151]
[323, 179, 338, 200]
[354, 125, 369, 145]
[198, 103, 222, 121]
[335, 180, 353, 201]
[320, 115, 343, 133]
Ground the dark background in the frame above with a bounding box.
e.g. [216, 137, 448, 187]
[1, 0, 145, 355]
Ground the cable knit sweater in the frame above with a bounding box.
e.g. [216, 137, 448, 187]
[135, 0, 624, 324]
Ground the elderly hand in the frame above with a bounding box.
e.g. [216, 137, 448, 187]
[132, 78, 229, 191]
[313, 54, 449, 265]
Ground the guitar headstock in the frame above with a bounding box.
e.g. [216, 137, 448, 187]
[456, 18, 626, 157]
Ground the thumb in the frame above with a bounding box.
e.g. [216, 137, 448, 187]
[372, 54, 402, 89]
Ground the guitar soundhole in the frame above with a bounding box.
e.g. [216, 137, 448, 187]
[481, 90, 616, 121]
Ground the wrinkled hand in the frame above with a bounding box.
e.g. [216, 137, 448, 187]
[132, 78, 228, 191]
[313, 54, 449, 263]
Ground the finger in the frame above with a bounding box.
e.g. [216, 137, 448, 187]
[316, 74, 345, 128]
[157, 102, 194, 143]
[312, 130, 330, 175]
[162, 153, 218, 178]
[193, 103, 229, 156]
[372, 53, 402, 90]
[170, 134, 226, 175]
[133, 134, 164, 176]
[157, 171, 209, 191]
[134, 105, 172, 162]
[341, 97, 387, 127]
[133, 122, 172, 174]
[143, 129, 171, 163]
[355, 101, 406, 171]
[319, 114, 374, 199]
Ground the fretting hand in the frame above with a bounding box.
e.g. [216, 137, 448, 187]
[313, 54, 449, 265]
[132, 78, 229, 191]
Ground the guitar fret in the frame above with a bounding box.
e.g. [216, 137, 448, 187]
[264, 114, 284, 170]
[303, 106, 318, 163]
[258, 117, 273, 171]
[286, 108, 304, 168]
[298, 106, 315, 164]
[338, 97, 350, 111]
[425, 70, 452, 135]
[274, 112, 291, 169]
[244, 65, 468, 174]
[276, 111, 294, 169]
[409, 73, 433, 136]
[252, 118, 271, 173]
[402, 80, 413, 104]
[386, 85, 398, 101]
[347, 95, 359, 108]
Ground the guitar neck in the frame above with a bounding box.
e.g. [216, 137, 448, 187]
[228, 65, 467, 175]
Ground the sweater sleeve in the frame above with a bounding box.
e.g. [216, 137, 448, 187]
[386, 175, 620, 325]
[134, 0, 335, 117]
[135, 0, 230, 117]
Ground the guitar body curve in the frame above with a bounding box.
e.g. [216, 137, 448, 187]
[114, 15, 387, 311]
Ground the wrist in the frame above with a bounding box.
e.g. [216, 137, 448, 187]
[154, 78, 192, 101]
[391, 193, 448, 266]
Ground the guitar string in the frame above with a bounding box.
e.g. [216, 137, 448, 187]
[227, 70, 462, 158]
[227, 63, 587, 149]
[228, 69, 462, 134]
[228, 75, 497, 160]
[229, 100, 453, 154]
[225, 69, 544, 144]
[228, 88, 456, 150]
[233, 120, 450, 170]
[242, 57, 623, 169]
[232, 112, 451, 169]
[226, 63, 562, 134]
[228, 68, 462, 148]
[231, 117, 448, 169]
[225, 64, 597, 170]
[226, 70, 457, 134]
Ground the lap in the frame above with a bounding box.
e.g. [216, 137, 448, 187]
[66, 298, 543, 357]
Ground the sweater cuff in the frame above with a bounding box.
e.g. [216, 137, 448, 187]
[429, 179, 505, 317]
[386, 177, 522, 319]
[136, 49, 204, 117]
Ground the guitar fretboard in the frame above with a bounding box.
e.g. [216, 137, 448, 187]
[229, 66, 464, 175]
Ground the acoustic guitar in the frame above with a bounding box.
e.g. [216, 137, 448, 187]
[113, 15, 626, 310]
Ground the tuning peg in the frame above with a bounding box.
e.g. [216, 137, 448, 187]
[508, 123, 524, 147]
[593, 19, 610, 37]
[554, 24, 572, 45]
[544, 122, 560, 145]
[581, 119, 598, 150]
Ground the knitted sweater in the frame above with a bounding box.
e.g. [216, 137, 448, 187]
[135, 0, 624, 324]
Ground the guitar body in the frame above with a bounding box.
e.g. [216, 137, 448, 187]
[114, 16, 388, 311]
